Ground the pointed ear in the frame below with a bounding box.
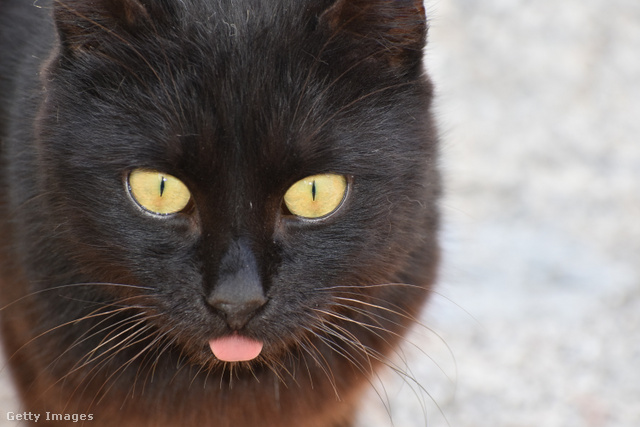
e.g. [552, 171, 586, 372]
[320, 0, 427, 70]
[53, 0, 150, 52]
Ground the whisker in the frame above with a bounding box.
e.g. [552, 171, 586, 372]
[47, 308, 149, 372]
[57, 317, 152, 388]
[309, 324, 369, 380]
[57, 320, 155, 413]
[92, 326, 164, 407]
[60, 321, 155, 411]
[218, 362, 228, 389]
[143, 331, 179, 394]
[313, 310, 376, 371]
[319, 320, 434, 426]
[3, 306, 143, 381]
[315, 305, 451, 427]
[71, 315, 157, 372]
[0, 282, 154, 313]
[308, 322, 394, 418]
[319, 282, 477, 326]
[266, 355, 298, 388]
[203, 364, 214, 391]
[317, 282, 425, 292]
[294, 337, 316, 389]
[129, 333, 162, 399]
[317, 282, 460, 379]
[329, 294, 459, 385]
[343, 304, 455, 385]
[296, 333, 339, 397]
[189, 362, 208, 390]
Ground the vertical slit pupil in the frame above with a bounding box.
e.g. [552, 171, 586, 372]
[311, 180, 317, 201]
[160, 176, 166, 197]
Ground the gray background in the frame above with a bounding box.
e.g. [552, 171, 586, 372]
[359, 0, 640, 426]
[2, 0, 639, 426]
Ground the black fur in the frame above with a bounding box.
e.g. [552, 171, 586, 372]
[0, 1, 440, 426]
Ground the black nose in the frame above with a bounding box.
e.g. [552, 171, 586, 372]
[206, 239, 267, 330]
[207, 292, 267, 330]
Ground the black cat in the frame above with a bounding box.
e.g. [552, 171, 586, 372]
[0, 0, 440, 426]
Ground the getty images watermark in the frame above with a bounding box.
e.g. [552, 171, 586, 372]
[7, 412, 94, 423]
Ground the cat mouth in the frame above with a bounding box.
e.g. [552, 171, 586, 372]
[208, 333, 264, 362]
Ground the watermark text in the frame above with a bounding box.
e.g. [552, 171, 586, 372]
[7, 412, 94, 423]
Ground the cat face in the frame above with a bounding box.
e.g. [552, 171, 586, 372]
[23, 0, 439, 374]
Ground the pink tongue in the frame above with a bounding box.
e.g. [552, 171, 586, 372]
[209, 334, 263, 362]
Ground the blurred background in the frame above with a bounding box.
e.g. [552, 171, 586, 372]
[2, 0, 639, 426]
[358, 0, 640, 426]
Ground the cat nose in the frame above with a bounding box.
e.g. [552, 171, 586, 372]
[206, 238, 267, 330]
[207, 291, 267, 330]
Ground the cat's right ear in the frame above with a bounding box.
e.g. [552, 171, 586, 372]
[53, 0, 151, 53]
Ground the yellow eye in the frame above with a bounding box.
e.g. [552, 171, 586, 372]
[128, 169, 191, 215]
[283, 174, 348, 219]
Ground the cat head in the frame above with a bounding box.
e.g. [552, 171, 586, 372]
[26, 0, 439, 373]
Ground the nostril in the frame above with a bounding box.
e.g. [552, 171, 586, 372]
[207, 296, 267, 330]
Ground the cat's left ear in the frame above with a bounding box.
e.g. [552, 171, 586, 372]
[53, 0, 151, 52]
[319, 0, 427, 71]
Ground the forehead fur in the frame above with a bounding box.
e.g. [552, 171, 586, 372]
[47, 0, 430, 177]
